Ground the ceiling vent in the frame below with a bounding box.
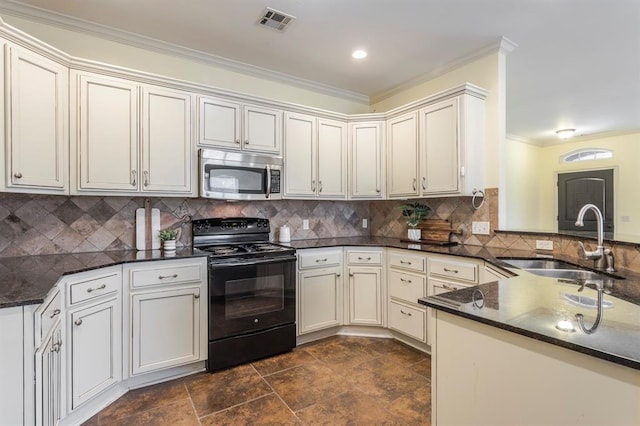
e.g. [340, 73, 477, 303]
[258, 7, 296, 32]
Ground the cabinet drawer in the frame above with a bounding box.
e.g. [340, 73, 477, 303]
[428, 278, 473, 296]
[388, 251, 426, 273]
[430, 258, 478, 283]
[131, 264, 203, 288]
[347, 251, 382, 265]
[69, 272, 120, 305]
[388, 301, 426, 342]
[388, 270, 426, 304]
[298, 249, 342, 269]
[38, 290, 61, 342]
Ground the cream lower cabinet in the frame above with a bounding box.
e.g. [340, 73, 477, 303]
[297, 248, 344, 334]
[345, 249, 383, 326]
[125, 259, 207, 376]
[4, 43, 68, 194]
[387, 249, 428, 343]
[64, 267, 122, 412]
[71, 71, 194, 196]
[34, 288, 63, 426]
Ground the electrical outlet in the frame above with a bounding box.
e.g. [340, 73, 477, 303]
[471, 221, 490, 235]
[302, 219, 309, 230]
[536, 240, 554, 250]
[362, 219, 368, 228]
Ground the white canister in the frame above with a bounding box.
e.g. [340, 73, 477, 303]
[279, 225, 291, 243]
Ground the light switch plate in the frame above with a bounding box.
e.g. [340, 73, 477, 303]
[302, 219, 309, 230]
[536, 240, 554, 250]
[471, 221, 490, 235]
[362, 219, 368, 228]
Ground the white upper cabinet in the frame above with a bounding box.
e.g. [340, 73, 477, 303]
[4, 44, 68, 193]
[141, 85, 193, 193]
[284, 112, 346, 199]
[198, 96, 282, 155]
[420, 98, 459, 194]
[72, 71, 194, 196]
[386, 112, 419, 198]
[349, 121, 384, 199]
[419, 94, 485, 196]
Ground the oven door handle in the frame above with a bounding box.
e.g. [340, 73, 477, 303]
[265, 165, 271, 199]
[209, 255, 296, 268]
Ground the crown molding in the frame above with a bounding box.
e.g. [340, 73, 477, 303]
[0, 2, 370, 105]
[506, 133, 542, 146]
[370, 37, 516, 105]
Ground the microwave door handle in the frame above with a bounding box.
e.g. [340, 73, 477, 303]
[265, 165, 271, 199]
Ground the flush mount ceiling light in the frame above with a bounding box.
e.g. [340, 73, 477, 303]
[352, 49, 367, 59]
[556, 128, 576, 139]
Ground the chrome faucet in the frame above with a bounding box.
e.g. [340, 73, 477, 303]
[575, 203, 615, 272]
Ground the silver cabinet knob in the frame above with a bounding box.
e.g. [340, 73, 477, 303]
[13, 172, 22, 179]
[74, 319, 83, 326]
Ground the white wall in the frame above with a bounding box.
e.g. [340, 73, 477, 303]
[504, 138, 541, 230]
[1, 14, 370, 115]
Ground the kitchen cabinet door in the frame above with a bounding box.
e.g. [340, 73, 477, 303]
[243, 104, 282, 154]
[141, 85, 194, 194]
[347, 267, 382, 326]
[35, 320, 62, 426]
[198, 96, 241, 149]
[131, 286, 202, 375]
[349, 121, 384, 199]
[298, 267, 343, 334]
[284, 112, 316, 197]
[5, 44, 68, 193]
[317, 118, 347, 199]
[75, 72, 139, 192]
[68, 297, 121, 410]
[387, 112, 419, 198]
[419, 98, 459, 194]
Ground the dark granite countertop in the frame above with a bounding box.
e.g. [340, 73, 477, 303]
[0, 248, 208, 309]
[419, 272, 640, 370]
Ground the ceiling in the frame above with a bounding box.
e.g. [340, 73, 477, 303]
[0, 0, 638, 143]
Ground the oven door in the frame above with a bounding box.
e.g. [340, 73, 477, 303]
[208, 255, 296, 340]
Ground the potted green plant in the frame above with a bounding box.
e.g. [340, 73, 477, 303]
[159, 228, 179, 254]
[399, 202, 432, 241]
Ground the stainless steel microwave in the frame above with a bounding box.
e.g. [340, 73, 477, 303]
[200, 149, 283, 200]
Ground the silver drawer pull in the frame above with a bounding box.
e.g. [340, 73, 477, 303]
[74, 319, 83, 326]
[443, 268, 459, 274]
[400, 260, 412, 265]
[14, 172, 23, 179]
[194, 293, 200, 299]
[442, 284, 457, 290]
[336, 273, 341, 278]
[50, 342, 61, 353]
[400, 310, 412, 317]
[159, 274, 179, 279]
[400, 278, 412, 283]
[315, 258, 328, 263]
[358, 256, 372, 261]
[49, 308, 61, 318]
[86, 284, 106, 293]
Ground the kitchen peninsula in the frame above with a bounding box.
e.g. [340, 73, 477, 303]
[420, 271, 640, 425]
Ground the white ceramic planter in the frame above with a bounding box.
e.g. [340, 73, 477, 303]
[162, 239, 177, 255]
[408, 229, 422, 241]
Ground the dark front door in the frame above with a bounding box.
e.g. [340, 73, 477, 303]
[557, 169, 614, 233]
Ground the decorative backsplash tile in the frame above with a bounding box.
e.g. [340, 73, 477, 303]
[2, 190, 639, 272]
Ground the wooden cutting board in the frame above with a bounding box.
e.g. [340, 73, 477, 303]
[417, 219, 461, 242]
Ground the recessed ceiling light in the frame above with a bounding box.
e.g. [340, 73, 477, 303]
[352, 49, 367, 59]
[556, 128, 576, 139]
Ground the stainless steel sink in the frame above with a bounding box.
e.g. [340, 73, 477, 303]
[499, 258, 625, 281]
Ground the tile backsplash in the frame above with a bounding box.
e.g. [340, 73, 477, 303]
[2, 190, 639, 272]
[0, 193, 370, 256]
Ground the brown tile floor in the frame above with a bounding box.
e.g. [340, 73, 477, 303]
[84, 336, 432, 425]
